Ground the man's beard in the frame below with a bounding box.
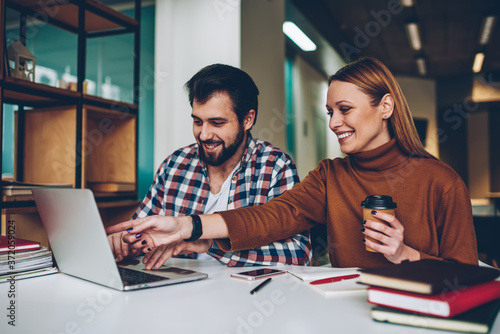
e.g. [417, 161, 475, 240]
[198, 125, 245, 167]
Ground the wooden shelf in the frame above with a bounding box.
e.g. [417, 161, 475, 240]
[93, 192, 138, 201]
[96, 199, 141, 209]
[23, 106, 78, 185]
[1, 195, 34, 204]
[83, 105, 137, 190]
[2, 77, 138, 111]
[83, 94, 138, 114]
[6, 0, 137, 33]
[1, 0, 141, 243]
[1, 205, 38, 214]
[1, 193, 138, 209]
[20, 105, 137, 191]
[2, 76, 80, 107]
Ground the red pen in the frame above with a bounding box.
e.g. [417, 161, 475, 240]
[309, 274, 360, 285]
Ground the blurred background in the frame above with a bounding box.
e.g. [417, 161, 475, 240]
[2, 0, 499, 265]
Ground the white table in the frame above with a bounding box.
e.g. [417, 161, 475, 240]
[1, 258, 498, 334]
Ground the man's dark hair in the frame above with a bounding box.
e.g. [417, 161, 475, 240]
[185, 64, 259, 127]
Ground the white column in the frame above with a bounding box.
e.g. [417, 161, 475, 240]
[154, 0, 241, 168]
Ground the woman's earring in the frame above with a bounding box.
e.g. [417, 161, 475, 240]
[383, 114, 387, 118]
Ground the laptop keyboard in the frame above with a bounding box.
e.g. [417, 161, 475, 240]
[118, 266, 169, 285]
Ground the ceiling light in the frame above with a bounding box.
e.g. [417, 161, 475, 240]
[400, 0, 414, 7]
[283, 21, 317, 52]
[416, 57, 426, 75]
[405, 22, 422, 50]
[473, 53, 484, 73]
[479, 16, 496, 45]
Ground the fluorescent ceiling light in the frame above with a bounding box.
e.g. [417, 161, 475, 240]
[416, 58, 426, 75]
[473, 53, 485, 73]
[400, 0, 414, 7]
[405, 22, 422, 50]
[479, 16, 496, 45]
[283, 21, 317, 52]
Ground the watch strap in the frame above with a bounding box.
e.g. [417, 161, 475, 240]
[183, 214, 203, 242]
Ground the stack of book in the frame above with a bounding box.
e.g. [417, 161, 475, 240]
[0, 236, 57, 281]
[359, 259, 500, 333]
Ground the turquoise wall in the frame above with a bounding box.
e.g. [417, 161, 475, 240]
[284, 55, 295, 160]
[2, 5, 155, 200]
[131, 5, 155, 200]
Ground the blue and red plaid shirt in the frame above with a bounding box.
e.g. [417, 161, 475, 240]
[133, 134, 312, 266]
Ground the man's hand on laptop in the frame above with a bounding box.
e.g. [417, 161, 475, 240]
[107, 232, 140, 261]
[141, 240, 212, 270]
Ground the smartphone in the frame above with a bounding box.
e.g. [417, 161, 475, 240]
[230, 268, 287, 280]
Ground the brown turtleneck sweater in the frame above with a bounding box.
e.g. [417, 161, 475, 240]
[216, 139, 478, 268]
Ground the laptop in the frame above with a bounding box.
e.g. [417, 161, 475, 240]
[32, 188, 208, 291]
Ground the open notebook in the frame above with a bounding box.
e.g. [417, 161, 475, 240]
[288, 266, 365, 296]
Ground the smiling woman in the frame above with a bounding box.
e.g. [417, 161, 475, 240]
[328, 57, 434, 159]
[326, 80, 393, 154]
[107, 57, 479, 269]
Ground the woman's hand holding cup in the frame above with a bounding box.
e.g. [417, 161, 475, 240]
[361, 195, 420, 263]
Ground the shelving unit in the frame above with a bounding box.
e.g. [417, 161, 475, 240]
[0, 0, 142, 245]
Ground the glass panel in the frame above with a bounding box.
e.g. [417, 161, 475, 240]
[2, 104, 17, 177]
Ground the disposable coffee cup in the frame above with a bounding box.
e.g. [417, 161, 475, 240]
[361, 195, 397, 252]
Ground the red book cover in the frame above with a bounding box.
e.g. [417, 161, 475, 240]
[0, 235, 41, 254]
[367, 280, 500, 318]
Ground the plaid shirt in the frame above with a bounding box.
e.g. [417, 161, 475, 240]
[133, 134, 312, 266]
